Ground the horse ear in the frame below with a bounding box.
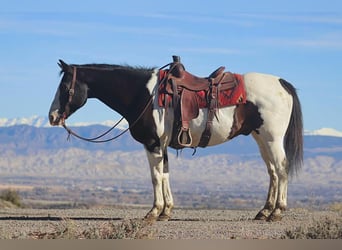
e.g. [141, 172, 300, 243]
[58, 59, 70, 72]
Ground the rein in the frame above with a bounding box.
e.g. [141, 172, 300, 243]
[63, 96, 153, 143]
[63, 117, 125, 143]
[62, 66, 154, 143]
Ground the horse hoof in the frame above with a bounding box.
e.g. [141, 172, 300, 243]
[158, 214, 171, 221]
[254, 212, 268, 221]
[144, 213, 158, 223]
[267, 214, 282, 222]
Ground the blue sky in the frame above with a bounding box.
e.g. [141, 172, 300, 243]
[1, 0, 342, 131]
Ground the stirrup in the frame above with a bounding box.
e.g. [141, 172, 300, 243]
[177, 127, 192, 147]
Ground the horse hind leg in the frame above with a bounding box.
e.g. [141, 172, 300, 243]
[252, 132, 278, 220]
[253, 132, 288, 221]
[267, 147, 288, 222]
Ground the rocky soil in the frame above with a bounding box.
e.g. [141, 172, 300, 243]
[0, 207, 341, 239]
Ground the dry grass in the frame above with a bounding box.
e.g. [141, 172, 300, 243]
[329, 202, 342, 212]
[0, 189, 23, 208]
[282, 216, 342, 239]
[27, 218, 155, 239]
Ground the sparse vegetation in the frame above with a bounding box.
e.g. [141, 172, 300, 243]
[0, 189, 23, 208]
[282, 216, 342, 239]
[329, 202, 342, 212]
[80, 219, 155, 239]
[27, 219, 155, 239]
[1, 207, 341, 239]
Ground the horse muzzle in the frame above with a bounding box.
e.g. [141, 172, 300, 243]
[49, 110, 65, 126]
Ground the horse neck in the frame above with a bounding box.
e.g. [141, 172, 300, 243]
[84, 68, 153, 122]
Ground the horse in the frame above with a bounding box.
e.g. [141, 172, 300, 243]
[48, 57, 303, 222]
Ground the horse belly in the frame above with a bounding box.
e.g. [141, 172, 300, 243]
[188, 106, 236, 147]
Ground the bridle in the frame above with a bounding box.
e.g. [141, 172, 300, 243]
[62, 66, 77, 121]
[61, 66, 153, 143]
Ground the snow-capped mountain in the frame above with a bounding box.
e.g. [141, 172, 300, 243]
[0, 115, 128, 129]
[0, 115, 50, 127]
[1, 116, 342, 137]
[305, 128, 342, 138]
[71, 119, 128, 129]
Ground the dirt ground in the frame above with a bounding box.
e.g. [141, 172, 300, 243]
[0, 207, 341, 239]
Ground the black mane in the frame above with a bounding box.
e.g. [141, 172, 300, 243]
[60, 63, 155, 76]
[76, 63, 155, 73]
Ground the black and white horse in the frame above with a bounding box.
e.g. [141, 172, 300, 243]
[49, 59, 303, 221]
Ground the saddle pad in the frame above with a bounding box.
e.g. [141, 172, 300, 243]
[158, 70, 246, 108]
[158, 70, 172, 107]
[219, 73, 246, 107]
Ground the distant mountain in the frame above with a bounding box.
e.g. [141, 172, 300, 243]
[0, 124, 142, 154]
[0, 123, 341, 206]
[305, 128, 342, 138]
[0, 116, 50, 127]
[0, 123, 342, 159]
[0, 116, 128, 129]
[1, 116, 342, 138]
[1, 116, 342, 162]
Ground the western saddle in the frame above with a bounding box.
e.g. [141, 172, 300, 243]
[163, 55, 243, 148]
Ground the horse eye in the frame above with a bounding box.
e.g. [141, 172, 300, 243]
[60, 84, 69, 92]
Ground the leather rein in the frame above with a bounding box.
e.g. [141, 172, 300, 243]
[61, 66, 153, 143]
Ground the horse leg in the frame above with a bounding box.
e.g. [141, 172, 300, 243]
[267, 145, 288, 222]
[254, 133, 288, 221]
[252, 132, 278, 220]
[158, 147, 174, 221]
[144, 146, 174, 221]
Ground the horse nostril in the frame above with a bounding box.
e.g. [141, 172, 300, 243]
[49, 114, 54, 123]
[49, 114, 56, 125]
[49, 111, 60, 125]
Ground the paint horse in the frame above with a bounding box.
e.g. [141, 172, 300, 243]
[49, 56, 303, 222]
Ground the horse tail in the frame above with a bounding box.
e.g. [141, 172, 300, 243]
[279, 78, 303, 177]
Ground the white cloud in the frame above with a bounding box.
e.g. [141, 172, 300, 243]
[231, 12, 342, 25]
[0, 15, 203, 39]
[261, 33, 342, 50]
[139, 12, 257, 27]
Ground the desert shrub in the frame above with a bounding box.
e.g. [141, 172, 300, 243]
[0, 189, 23, 207]
[81, 219, 154, 239]
[329, 203, 342, 212]
[28, 219, 155, 239]
[283, 217, 342, 239]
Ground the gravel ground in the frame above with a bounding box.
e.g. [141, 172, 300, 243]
[0, 207, 340, 239]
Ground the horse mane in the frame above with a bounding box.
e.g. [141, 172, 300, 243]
[59, 63, 155, 76]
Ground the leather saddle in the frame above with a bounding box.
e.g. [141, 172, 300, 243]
[166, 55, 240, 147]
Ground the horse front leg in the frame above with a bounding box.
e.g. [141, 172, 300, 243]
[158, 148, 174, 221]
[144, 146, 174, 221]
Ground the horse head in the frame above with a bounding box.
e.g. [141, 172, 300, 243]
[49, 60, 89, 126]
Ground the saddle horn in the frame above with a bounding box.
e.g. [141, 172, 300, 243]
[171, 55, 185, 78]
[172, 55, 181, 63]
